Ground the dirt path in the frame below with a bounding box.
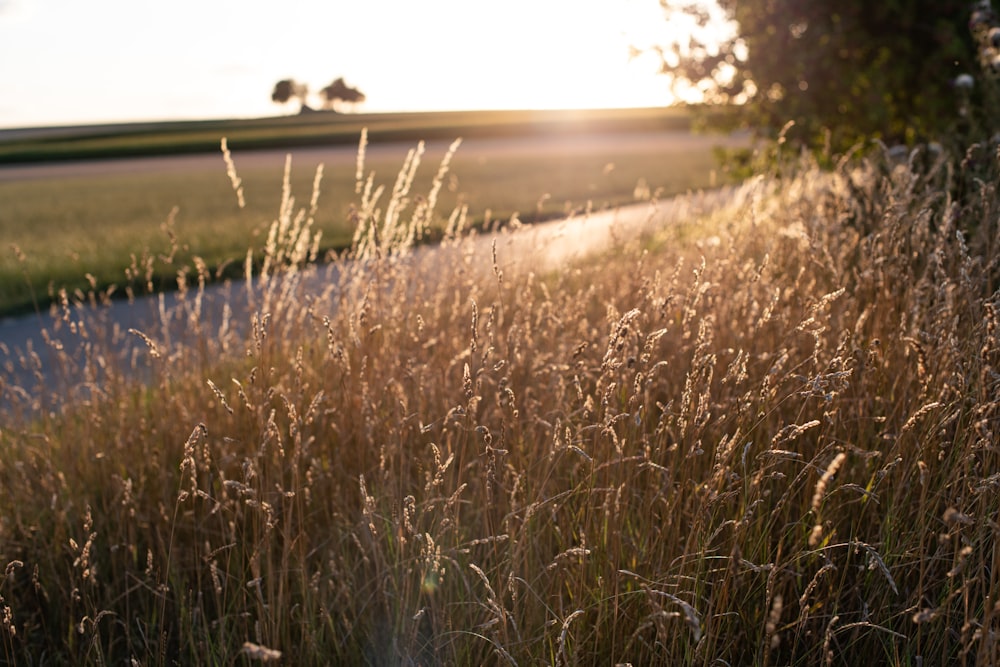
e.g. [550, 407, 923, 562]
[484, 186, 742, 271]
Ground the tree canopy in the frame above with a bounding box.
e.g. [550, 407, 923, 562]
[662, 0, 980, 149]
[319, 77, 366, 111]
[271, 79, 309, 111]
[271, 77, 366, 114]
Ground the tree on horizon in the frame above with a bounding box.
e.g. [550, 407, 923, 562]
[271, 78, 311, 113]
[319, 77, 366, 112]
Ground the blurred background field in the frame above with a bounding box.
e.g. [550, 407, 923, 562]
[0, 108, 745, 318]
[0, 107, 702, 162]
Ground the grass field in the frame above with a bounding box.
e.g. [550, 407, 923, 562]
[1, 121, 999, 664]
[0, 108, 741, 318]
[0, 107, 703, 163]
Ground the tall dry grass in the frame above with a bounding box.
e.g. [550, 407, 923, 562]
[1, 135, 999, 665]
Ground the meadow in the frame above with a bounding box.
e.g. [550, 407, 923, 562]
[0, 107, 701, 163]
[1, 118, 999, 665]
[0, 109, 735, 318]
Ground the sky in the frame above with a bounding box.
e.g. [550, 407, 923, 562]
[0, 0, 716, 129]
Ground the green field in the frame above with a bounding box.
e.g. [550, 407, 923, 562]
[0, 107, 702, 163]
[0, 107, 742, 318]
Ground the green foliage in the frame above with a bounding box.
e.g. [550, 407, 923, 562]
[664, 0, 978, 150]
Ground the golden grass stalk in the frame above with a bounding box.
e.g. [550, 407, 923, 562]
[2, 135, 1000, 665]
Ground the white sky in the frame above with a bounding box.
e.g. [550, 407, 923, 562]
[0, 0, 708, 129]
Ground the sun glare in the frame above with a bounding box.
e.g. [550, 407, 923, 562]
[292, 0, 685, 113]
[0, 0, 715, 127]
